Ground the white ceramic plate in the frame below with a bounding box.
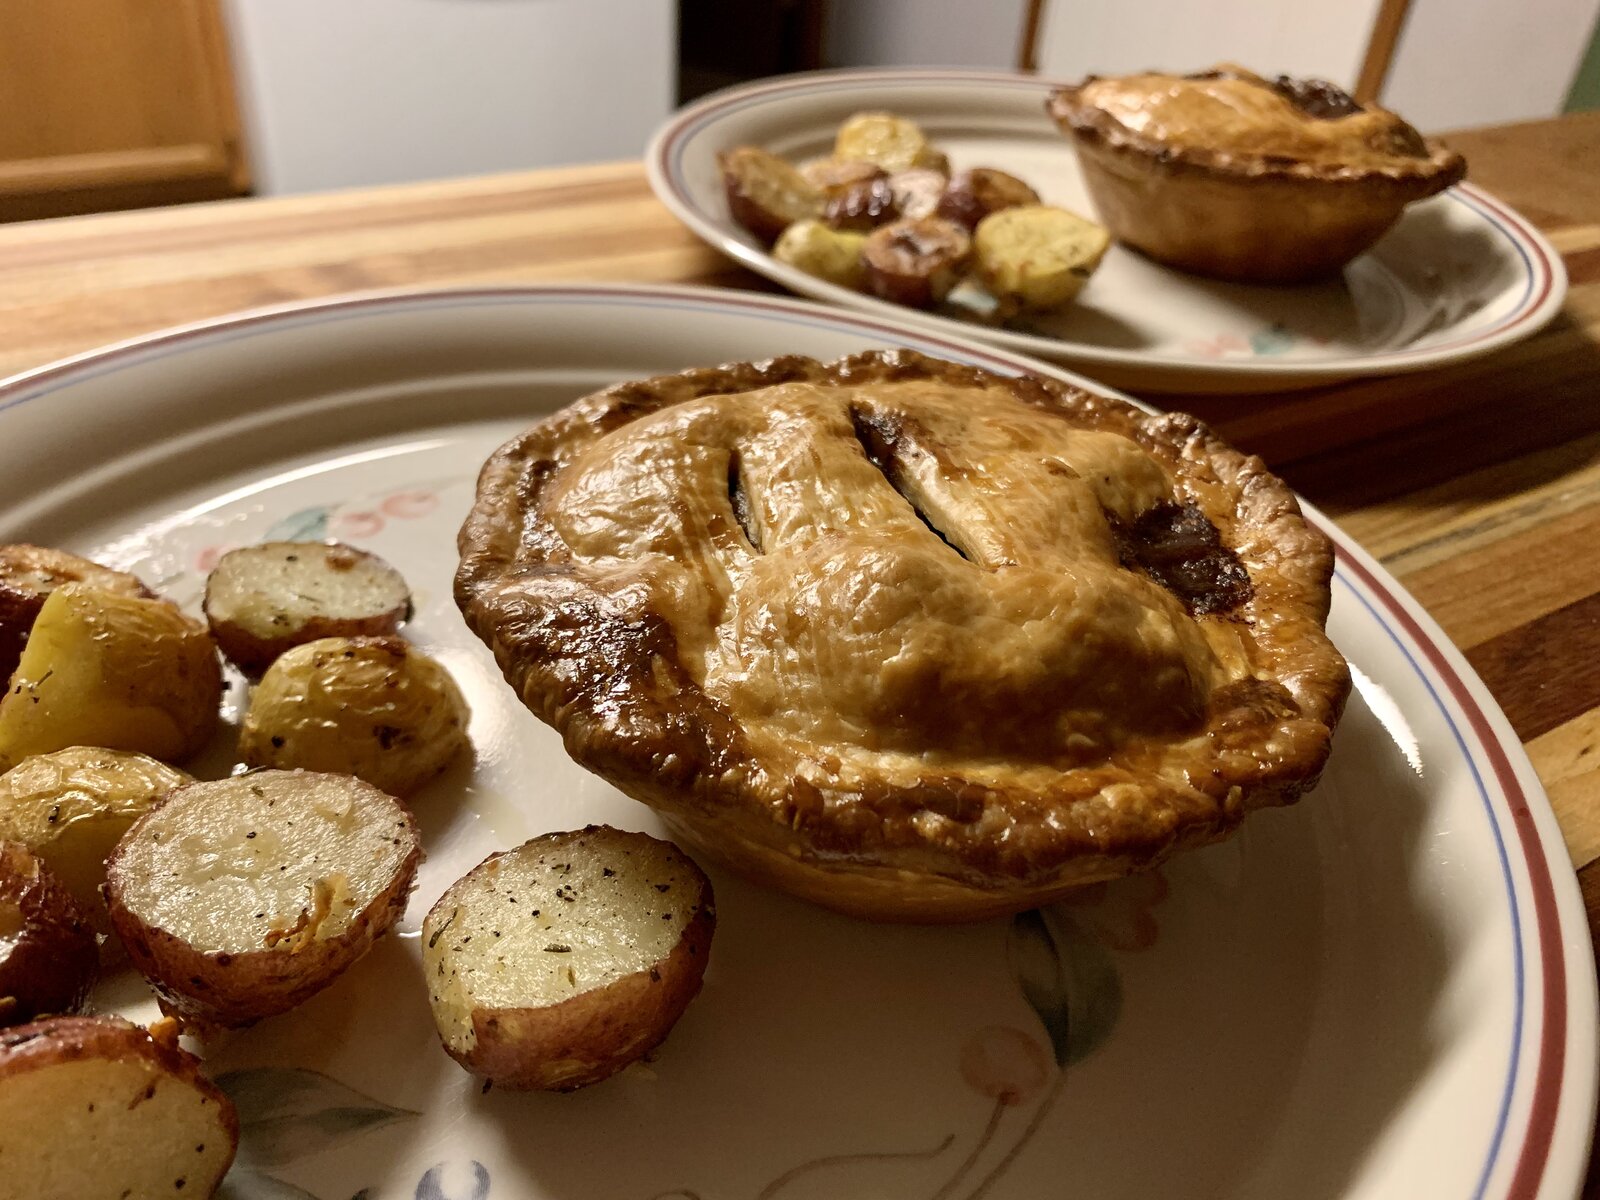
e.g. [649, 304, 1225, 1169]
[646, 69, 1567, 394]
[0, 284, 1592, 1200]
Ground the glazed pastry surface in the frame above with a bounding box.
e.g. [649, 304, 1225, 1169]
[457, 352, 1350, 917]
[545, 376, 1243, 772]
[1072, 70, 1429, 167]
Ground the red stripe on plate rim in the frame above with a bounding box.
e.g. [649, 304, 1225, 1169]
[1335, 545, 1566, 1197]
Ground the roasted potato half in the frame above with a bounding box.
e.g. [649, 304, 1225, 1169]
[862, 216, 973, 308]
[887, 168, 949, 221]
[821, 175, 899, 231]
[834, 111, 948, 174]
[773, 220, 869, 291]
[0, 748, 190, 938]
[238, 636, 470, 797]
[0, 842, 98, 1026]
[0, 1015, 237, 1199]
[719, 146, 822, 243]
[423, 826, 715, 1091]
[798, 156, 885, 198]
[974, 204, 1111, 310]
[105, 770, 422, 1028]
[203, 540, 411, 674]
[936, 167, 1042, 230]
[0, 545, 153, 685]
[0, 585, 221, 772]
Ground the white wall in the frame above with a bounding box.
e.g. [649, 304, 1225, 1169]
[1383, 0, 1598, 131]
[825, 0, 1028, 70]
[224, 0, 676, 195]
[1032, 0, 1382, 90]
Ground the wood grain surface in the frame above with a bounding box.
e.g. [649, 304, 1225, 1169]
[0, 110, 1595, 1188]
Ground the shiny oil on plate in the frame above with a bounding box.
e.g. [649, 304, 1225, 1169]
[646, 69, 1566, 394]
[0, 285, 1591, 1200]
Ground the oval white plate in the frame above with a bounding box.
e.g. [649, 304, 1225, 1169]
[0, 285, 1591, 1200]
[646, 69, 1567, 394]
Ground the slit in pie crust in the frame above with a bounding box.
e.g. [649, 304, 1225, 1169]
[457, 351, 1350, 921]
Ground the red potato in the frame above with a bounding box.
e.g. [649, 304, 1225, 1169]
[822, 175, 900, 231]
[936, 167, 1042, 230]
[719, 146, 822, 243]
[423, 827, 715, 1091]
[0, 584, 222, 773]
[887, 168, 950, 220]
[0, 747, 191, 941]
[799, 157, 886, 198]
[0, 842, 98, 1026]
[203, 540, 411, 674]
[0, 1015, 238, 1199]
[861, 216, 974, 308]
[237, 635, 471, 798]
[105, 771, 422, 1028]
[0, 545, 153, 685]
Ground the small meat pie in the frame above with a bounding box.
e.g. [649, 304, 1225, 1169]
[458, 352, 1350, 922]
[1048, 65, 1466, 282]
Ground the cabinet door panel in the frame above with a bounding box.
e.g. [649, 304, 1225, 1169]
[0, 0, 247, 219]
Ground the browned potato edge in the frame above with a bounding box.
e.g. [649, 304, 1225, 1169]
[446, 889, 715, 1092]
[104, 785, 422, 1029]
[0, 841, 98, 1026]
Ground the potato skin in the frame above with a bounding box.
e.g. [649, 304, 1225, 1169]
[425, 827, 715, 1091]
[463, 916, 714, 1092]
[888, 168, 949, 220]
[798, 157, 885, 198]
[974, 204, 1111, 310]
[238, 636, 470, 797]
[0, 842, 98, 1025]
[719, 146, 822, 243]
[0, 545, 152, 685]
[0, 747, 191, 938]
[821, 175, 899, 231]
[104, 773, 423, 1028]
[773, 220, 869, 290]
[0, 1014, 238, 1198]
[936, 167, 1042, 230]
[0, 584, 221, 772]
[833, 111, 946, 174]
[203, 540, 411, 675]
[861, 216, 973, 308]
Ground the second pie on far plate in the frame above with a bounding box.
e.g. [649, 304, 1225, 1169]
[457, 351, 1351, 921]
[1048, 66, 1468, 283]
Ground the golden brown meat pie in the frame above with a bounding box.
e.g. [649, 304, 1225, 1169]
[1048, 65, 1466, 283]
[458, 352, 1349, 921]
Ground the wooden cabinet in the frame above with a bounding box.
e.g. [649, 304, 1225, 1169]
[0, 0, 248, 221]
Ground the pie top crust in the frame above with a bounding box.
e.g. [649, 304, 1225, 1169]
[457, 352, 1349, 893]
[1049, 66, 1465, 192]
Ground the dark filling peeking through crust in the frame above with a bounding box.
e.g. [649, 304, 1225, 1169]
[1189, 69, 1364, 120]
[1109, 501, 1253, 616]
[1265, 75, 1363, 119]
